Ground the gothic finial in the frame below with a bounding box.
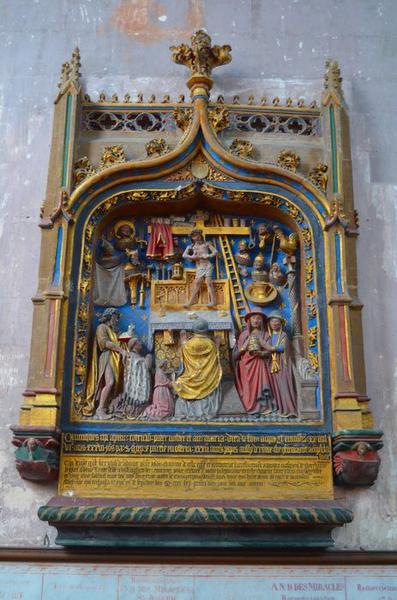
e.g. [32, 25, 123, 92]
[58, 47, 81, 91]
[323, 59, 344, 105]
[70, 47, 81, 83]
[58, 62, 71, 89]
[170, 29, 231, 95]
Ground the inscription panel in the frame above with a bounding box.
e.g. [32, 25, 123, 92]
[59, 433, 332, 499]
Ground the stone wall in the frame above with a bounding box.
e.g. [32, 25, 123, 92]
[0, 0, 396, 549]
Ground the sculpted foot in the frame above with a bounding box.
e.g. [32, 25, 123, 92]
[261, 408, 273, 416]
[95, 408, 110, 420]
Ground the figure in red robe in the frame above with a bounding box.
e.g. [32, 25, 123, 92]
[142, 359, 175, 420]
[146, 219, 174, 260]
[234, 312, 274, 414]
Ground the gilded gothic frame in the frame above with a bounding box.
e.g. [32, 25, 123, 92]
[11, 32, 383, 547]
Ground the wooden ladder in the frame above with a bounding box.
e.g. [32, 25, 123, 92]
[215, 215, 249, 330]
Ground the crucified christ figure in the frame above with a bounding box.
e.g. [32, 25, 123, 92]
[183, 229, 218, 307]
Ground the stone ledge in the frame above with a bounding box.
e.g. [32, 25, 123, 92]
[39, 497, 352, 548]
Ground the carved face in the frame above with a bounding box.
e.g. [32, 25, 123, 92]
[258, 224, 268, 235]
[119, 224, 133, 239]
[269, 317, 282, 331]
[356, 442, 369, 457]
[279, 150, 300, 169]
[134, 340, 143, 353]
[128, 250, 139, 265]
[129, 338, 143, 353]
[191, 231, 204, 243]
[238, 240, 248, 252]
[249, 315, 263, 329]
[157, 358, 168, 370]
[253, 256, 264, 269]
[110, 313, 120, 328]
[270, 263, 280, 275]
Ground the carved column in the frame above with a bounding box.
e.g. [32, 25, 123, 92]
[12, 50, 81, 480]
[322, 60, 378, 444]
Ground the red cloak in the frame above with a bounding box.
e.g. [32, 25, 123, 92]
[234, 327, 273, 413]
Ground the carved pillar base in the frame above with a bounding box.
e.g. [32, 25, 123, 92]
[358, 395, 375, 428]
[332, 429, 383, 487]
[332, 393, 364, 429]
[10, 425, 61, 482]
[19, 388, 60, 427]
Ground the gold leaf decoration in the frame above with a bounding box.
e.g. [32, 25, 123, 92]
[145, 138, 170, 158]
[277, 149, 301, 172]
[305, 257, 314, 284]
[73, 157, 96, 187]
[308, 351, 319, 372]
[208, 107, 230, 132]
[173, 108, 193, 131]
[308, 163, 328, 191]
[229, 139, 253, 158]
[170, 29, 231, 79]
[308, 326, 318, 347]
[99, 145, 126, 170]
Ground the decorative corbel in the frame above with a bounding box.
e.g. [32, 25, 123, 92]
[324, 195, 349, 230]
[333, 430, 383, 486]
[11, 426, 61, 482]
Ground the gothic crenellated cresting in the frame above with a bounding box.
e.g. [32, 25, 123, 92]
[11, 31, 382, 547]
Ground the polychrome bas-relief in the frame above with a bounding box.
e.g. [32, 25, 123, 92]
[12, 31, 383, 547]
[74, 210, 318, 424]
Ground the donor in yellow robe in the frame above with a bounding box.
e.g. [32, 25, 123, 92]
[174, 318, 222, 420]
